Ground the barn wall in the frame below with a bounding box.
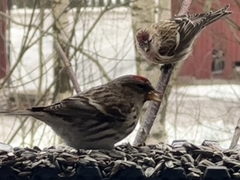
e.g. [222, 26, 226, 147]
[172, 0, 240, 79]
[0, 0, 8, 79]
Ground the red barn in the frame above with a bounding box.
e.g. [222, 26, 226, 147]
[172, 0, 240, 79]
[0, 0, 8, 79]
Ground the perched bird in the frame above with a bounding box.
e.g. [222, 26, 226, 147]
[1, 75, 160, 150]
[135, 5, 232, 64]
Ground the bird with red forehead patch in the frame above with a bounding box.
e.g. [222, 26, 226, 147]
[132, 75, 149, 82]
[135, 30, 152, 52]
[135, 5, 231, 64]
[136, 30, 150, 43]
[1, 75, 160, 150]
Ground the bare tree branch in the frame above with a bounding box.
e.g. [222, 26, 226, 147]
[229, 118, 240, 149]
[0, 2, 121, 90]
[54, 41, 81, 94]
[0, 1, 39, 90]
[234, 0, 240, 10]
[133, 65, 174, 145]
[7, 74, 60, 144]
[133, 0, 193, 146]
[80, 50, 111, 82]
[178, 0, 192, 16]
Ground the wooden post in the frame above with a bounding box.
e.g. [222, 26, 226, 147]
[0, 0, 7, 79]
[52, 0, 72, 101]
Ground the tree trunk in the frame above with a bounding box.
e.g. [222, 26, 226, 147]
[52, 0, 72, 101]
[148, 0, 191, 144]
[146, 0, 173, 144]
[0, 0, 8, 79]
[131, 0, 169, 143]
[131, 0, 159, 82]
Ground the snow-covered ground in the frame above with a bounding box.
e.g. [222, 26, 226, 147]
[0, 8, 240, 149]
[121, 84, 240, 148]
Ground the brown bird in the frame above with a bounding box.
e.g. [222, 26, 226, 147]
[1, 75, 160, 150]
[135, 5, 232, 64]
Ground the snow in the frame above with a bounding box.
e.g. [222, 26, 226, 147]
[120, 84, 240, 149]
[175, 84, 240, 102]
[7, 7, 136, 93]
[0, 8, 239, 149]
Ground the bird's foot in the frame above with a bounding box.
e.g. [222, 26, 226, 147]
[160, 64, 174, 70]
[160, 64, 175, 73]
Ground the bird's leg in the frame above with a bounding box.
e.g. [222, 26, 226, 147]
[159, 63, 175, 91]
[160, 63, 175, 73]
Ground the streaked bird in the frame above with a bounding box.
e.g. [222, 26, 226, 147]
[135, 5, 232, 64]
[1, 75, 160, 150]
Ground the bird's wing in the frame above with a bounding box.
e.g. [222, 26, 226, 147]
[0, 96, 97, 118]
[177, 4, 231, 26]
[173, 17, 199, 47]
[174, 5, 231, 48]
[151, 21, 179, 57]
[30, 94, 128, 122]
[38, 96, 95, 115]
[151, 5, 231, 57]
[150, 19, 196, 57]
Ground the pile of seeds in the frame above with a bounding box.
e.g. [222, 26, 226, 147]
[0, 140, 239, 180]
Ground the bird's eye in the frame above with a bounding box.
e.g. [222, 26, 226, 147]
[149, 39, 152, 42]
[136, 84, 146, 90]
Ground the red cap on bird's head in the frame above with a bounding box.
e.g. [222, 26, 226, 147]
[132, 75, 149, 83]
[136, 30, 150, 43]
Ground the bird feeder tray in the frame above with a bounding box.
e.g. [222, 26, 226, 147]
[0, 140, 238, 180]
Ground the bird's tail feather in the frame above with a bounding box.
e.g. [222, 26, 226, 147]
[176, 5, 231, 27]
[200, 4, 231, 27]
[0, 110, 43, 116]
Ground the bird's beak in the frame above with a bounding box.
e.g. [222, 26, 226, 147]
[146, 90, 161, 102]
[144, 46, 149, 52]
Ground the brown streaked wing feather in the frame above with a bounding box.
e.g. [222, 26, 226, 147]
[30, 91, 129, 122]
[175, 5, 231, 49]
[83, 85, 132, 121]
[30, 95, 98, 118]
[174, 5, 230, 23]
[154, 21, 179, 56]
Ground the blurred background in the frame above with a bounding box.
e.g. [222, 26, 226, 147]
[0, 0, 240, 149]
